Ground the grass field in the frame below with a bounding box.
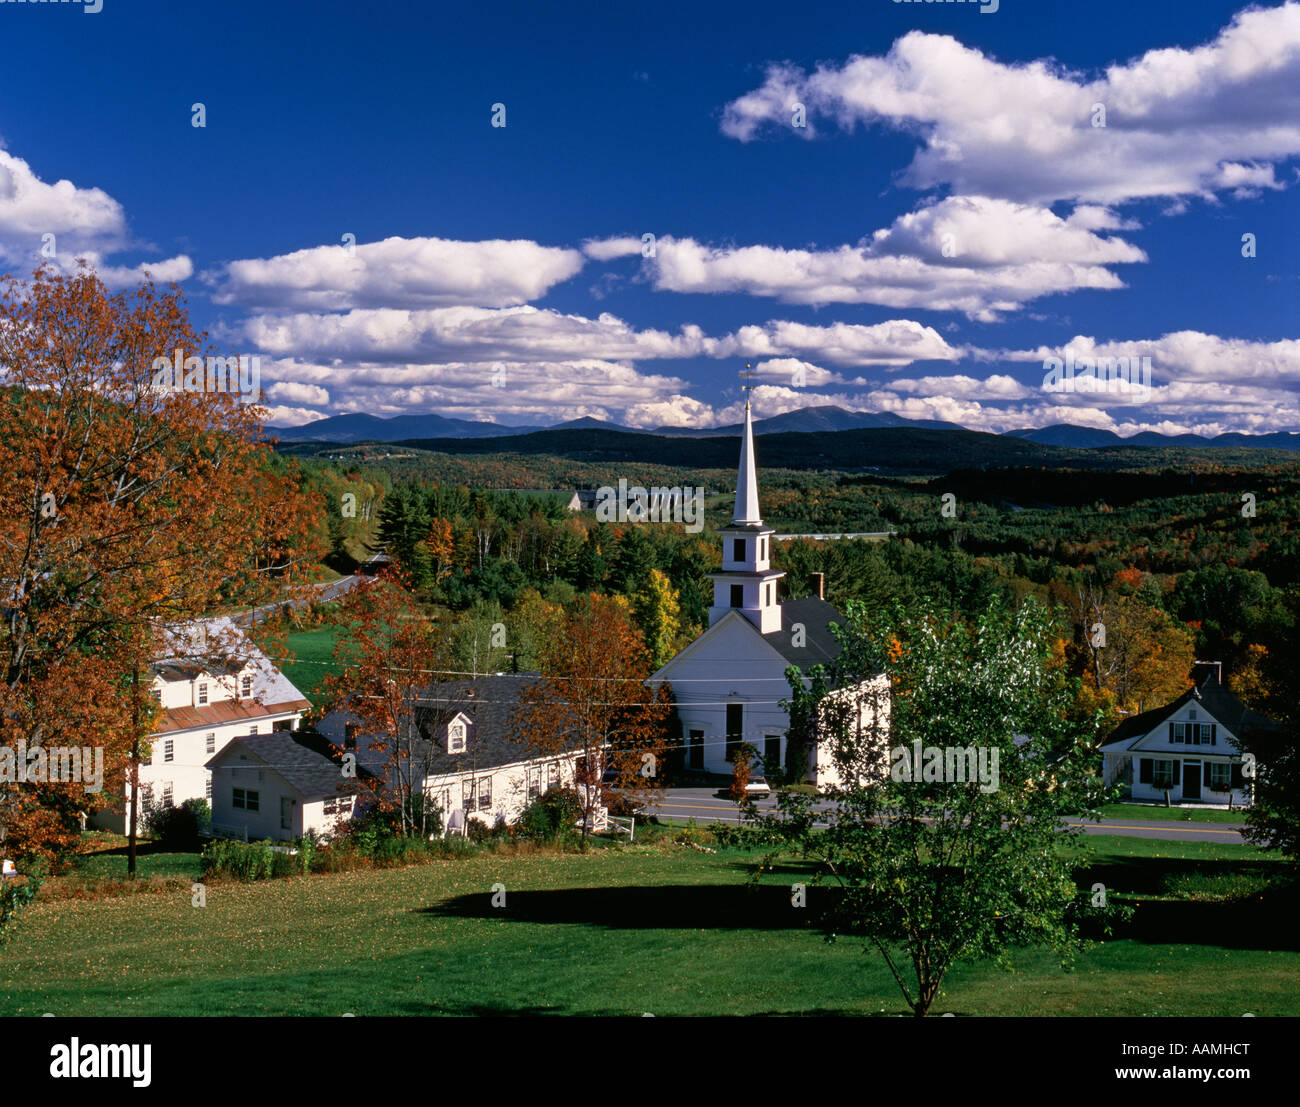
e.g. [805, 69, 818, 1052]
[280, 624, 347, 702]
[2, 834, 1296, 1017]
[1096, 802, 1248, 825]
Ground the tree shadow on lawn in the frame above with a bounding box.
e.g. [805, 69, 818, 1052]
[1075, 855, 1287, 897]
[1075, 858, 1300, 950]
[419, 882, 839, 931]
[81, 840, 180, 859]
[721, 859, 828, 879]
[1100, 891, 1300, 951]
[422, 867, 1300, 952]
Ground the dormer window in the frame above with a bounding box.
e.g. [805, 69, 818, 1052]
[344, 723, 358, 751]
[241, 675, 252, 698]
[448, 721, 466, 754]
[197, 682, 208, 705]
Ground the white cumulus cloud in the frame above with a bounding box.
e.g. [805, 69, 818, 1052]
[721, 3, 1300, 207]
[209, 236, 585, 310]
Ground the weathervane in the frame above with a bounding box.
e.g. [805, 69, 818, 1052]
[739, 362, 755, 408]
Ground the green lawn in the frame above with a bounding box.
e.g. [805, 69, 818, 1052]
[2, 835, 1296, 1017]
[280, 624, 348, 703]
[66, 846, 200, 882]
[1096, 802, 1249, 825]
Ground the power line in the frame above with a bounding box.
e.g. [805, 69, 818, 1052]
[262, 654, 833, 684]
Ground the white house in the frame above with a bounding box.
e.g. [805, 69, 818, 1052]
[1098, 661, 1279, 807]
[648, 397, 890, 790]
[316, 675, 592, 835]
[91, 617, 311, 832]
[206, 729, 362, 841]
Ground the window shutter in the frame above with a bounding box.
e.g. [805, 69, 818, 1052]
[1139, 758, 1152, 784]
[1203, 762, 1212, 787]
[1210, 724, 1216, 746]
[1171, 760, 1181, 785]
[1169, 722, 1176, 743]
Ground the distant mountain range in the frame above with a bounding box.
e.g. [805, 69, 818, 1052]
[267, 405, 1300, 450]
[1006, 423, 1300, 450]
[266, 412, 536, 442]
[268, 405, 962, 443]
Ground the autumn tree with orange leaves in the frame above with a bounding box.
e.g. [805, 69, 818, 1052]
[0, 265, 325, 867]
[318, 572, 465, 838]
[509, 594, 672, 847]
[1064, 574, 1194, 718]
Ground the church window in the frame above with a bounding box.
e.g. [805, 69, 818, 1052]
[725, 703, 743, 761]
[730, 584, 743, 607]
[733, 538, 745, 561]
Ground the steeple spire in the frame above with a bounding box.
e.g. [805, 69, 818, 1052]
[707, 366, 784, 632]
[734, 365, 761, 525]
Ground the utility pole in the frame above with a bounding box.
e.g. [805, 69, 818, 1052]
[128, 662, 140, 880]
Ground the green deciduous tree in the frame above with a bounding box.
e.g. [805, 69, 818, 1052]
[759, 598, 1113, 1016]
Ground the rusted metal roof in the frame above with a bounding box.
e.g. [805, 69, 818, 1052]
[155, 698, 311, 735]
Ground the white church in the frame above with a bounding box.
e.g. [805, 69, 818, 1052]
[649, 397, 890, 789]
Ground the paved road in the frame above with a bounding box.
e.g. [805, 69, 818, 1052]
[647, 787, 1249, 845]
[233, 574, 361, 626]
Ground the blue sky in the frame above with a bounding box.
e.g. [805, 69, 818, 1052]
[1, 0, 1297, 435]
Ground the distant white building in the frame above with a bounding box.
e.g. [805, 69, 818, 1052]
[91, 617, 311, 833]
[649, 397, 890, 790]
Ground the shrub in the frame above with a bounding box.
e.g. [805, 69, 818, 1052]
[0, 873, 42, 943]
[201, 839, 309, 882]
[144, 798, 210, 850]
[728, 743, 757, 802]
[516, 787, 583, 842]
[465, 818, 498, 842]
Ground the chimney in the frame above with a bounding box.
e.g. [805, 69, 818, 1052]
[811, 572, 825, 600]
[1192, 660, 1223, 687]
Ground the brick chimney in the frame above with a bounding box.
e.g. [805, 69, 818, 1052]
[810, 572, 825, 600]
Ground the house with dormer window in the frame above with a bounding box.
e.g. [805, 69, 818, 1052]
[90, 616, 311, 833]
[648, 395, 890, 789]
[315, 675, 590, 834]
[1099, 661, 1281, 807]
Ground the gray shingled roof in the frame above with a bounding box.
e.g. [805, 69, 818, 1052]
[1099, 672, 1282, 750]
[316, 674, 577, 776]
[760, 596, 847, 669]
[206, 730, 364, 799]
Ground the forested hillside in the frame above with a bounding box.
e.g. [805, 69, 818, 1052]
[284, 431, 1300, 745]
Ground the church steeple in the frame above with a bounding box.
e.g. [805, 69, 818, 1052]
[733, 395, 761, 525]
[707, 371, 785, 632]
